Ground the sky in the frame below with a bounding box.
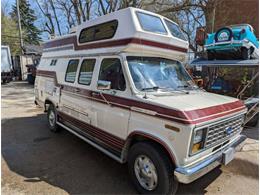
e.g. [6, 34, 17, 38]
[1, 0, 68, 41]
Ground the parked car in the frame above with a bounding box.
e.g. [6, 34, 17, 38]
[35, 8, 247, 194]
[1, 45, 13, 83]
[205, 24, 259, 60]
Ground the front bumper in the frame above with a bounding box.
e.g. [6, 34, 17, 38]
[205, 40, 248, 51]
[174, 135, 246, 184]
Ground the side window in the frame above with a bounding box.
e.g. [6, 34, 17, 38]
[79, 20, 118, 43]
[98, 58, 126, 91]
[65, 59, 79, 83]
[78, 59, 96, 85]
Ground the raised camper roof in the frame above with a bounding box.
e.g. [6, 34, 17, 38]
[42, 7, 189, 61]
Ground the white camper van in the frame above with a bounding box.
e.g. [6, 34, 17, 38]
[35, 8, 247, 194]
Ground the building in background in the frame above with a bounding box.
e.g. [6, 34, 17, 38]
[214, 0, 259, 36]
[12, 44, 43, 81]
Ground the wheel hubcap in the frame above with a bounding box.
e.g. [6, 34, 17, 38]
[134, 155, 158, 191]
[49, 110, 55, 127]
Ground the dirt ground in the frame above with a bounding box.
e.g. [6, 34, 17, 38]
[1, 81, 259, 195]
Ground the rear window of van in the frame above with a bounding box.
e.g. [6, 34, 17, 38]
[79, 20, 118, 43]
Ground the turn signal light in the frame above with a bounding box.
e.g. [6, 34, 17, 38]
[192, 143, 202, 153]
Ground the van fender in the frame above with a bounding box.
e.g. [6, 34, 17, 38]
[44, 98, 58, 111]
[123, 130, 177, 165]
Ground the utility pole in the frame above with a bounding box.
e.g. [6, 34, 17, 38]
[211, 1, 216, 33]
[16, 0, 23, 53]
[16, 0, 24, 80]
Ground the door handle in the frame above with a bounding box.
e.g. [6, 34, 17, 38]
[91, 91, 100, 97]
[74, 88, 81, 93]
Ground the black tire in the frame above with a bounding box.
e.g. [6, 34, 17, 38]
[128, 142, 178, 195]
[246, 114, 259, 127]
[47, 104, 60, 132]
[241, 47, 250, 60]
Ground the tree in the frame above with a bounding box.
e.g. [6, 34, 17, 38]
[11, 0, 42, 45]
[1, 12, 21, 54]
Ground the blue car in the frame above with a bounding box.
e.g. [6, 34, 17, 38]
[205, 24, 259, 60]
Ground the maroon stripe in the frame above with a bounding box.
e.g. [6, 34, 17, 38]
[59, 83, 246, 124]
[37, 70, 246, 124]
[58, 111, 125, 150]
[43, 36, 76, 49]
[185, 100, 245, 120]
[128, 131, 176, 164]
[43, 36, 188, 53]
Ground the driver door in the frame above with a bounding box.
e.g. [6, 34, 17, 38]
[91, 57, 130, 141]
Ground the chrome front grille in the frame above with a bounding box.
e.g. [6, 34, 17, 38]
[204, 115, 244, 148]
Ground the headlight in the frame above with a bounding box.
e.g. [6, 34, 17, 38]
[191, 128, 207, 154]
[193, 129, 204, 144]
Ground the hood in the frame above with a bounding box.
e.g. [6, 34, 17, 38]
[147, 91, 238, 111]
[140, 91, 246, 124]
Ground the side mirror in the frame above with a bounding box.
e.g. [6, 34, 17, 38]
[97, 80, 111, 90]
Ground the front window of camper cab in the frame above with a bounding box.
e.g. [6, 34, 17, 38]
[164, 19, 187, 41]
[136, 12, 167, 34]
[127, 56, 197, 91]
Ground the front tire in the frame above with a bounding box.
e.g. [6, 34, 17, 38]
[47, 104, 60, 132]
[207, 51, 215, 60]
[241, 47, 250, 60]
[128, 142, 178, 194]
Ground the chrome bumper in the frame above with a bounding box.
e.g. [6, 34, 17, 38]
[205, 40, 246, 47]
[174, 135, 246, 184]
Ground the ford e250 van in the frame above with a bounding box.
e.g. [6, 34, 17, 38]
[35, 7, 247, 194]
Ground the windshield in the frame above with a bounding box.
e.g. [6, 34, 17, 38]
[230, 25, 249, 30]
[127, 56, 197, 92]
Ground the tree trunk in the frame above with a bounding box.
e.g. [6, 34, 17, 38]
[49, 0, 62, 35]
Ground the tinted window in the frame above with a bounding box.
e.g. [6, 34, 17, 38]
[98, 58, 126, 91]
[79, 20, 118, 43]
[136, 12, 167, 34]
[65, 60, 79, 83]
[78, 59, 96, 85]
[164, 20, 186, 41]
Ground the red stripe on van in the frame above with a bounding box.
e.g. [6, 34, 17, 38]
[43, 36, 188, 53]
[58, 111, 125, 150]
[37, 70, 246, 125]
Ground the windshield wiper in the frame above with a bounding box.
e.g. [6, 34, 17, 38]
[141, 86, 159, 91]
[177, 85, 189, 88]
